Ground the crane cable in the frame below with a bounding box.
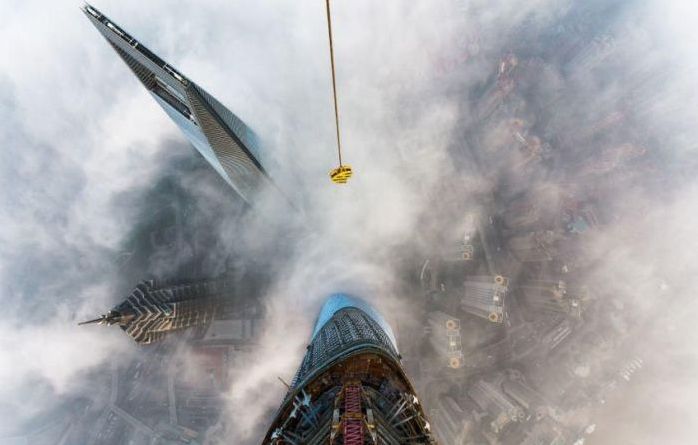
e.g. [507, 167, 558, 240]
[326, 0, 353, 184]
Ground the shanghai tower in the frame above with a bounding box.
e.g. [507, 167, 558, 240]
[263, 294, 435, 444]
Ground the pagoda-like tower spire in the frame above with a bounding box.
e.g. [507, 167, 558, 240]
[78, 279, 229, 344]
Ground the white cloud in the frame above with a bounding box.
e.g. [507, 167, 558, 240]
[1, 0, 698, 443]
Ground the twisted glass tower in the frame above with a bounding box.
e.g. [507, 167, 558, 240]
[263, 294, 435, 444]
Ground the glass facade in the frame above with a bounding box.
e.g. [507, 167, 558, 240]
[311, 293, 398, 350]
[83, 4, 275, 204]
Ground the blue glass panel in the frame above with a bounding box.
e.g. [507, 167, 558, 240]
[311, 293, 398, 351]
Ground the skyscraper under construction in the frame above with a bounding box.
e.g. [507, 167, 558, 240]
[263, 294, 435, 444]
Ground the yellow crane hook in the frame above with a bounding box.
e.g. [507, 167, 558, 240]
[325, 0, 353, 184]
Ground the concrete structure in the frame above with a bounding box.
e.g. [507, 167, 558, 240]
[430, 395, 471, 445]
[467, 380, 524, 434]
[426, 311, 464, 369]
[507, 231, 561, 263]
[519, 280, 588, 319]
[501, 378, 548, 421]
[461, 275, 508, 323]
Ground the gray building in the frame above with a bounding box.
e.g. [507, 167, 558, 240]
[430, 395, 471, 445]
[461, 275, 508, 323]
[83, 4, 288, 206]
[507, 231, 561, 263]
[467, 379, 524, 434]
[426, 311, 464, 369]
[519, 280, 588, 319]
[80, 278, 235, 344]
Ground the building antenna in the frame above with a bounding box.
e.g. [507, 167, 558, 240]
[78, 316, 105, 326]
[326, 0, 353, 185]
[277, 376, 291, 389]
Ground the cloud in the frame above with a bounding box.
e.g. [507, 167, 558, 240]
[0, 0, 187, 434]
[2, 0, 698, 443]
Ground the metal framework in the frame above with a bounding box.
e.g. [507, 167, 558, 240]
[264, 295, 435, 444]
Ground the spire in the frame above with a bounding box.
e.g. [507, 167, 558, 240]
[78, 316, 106, 326]
[78, 311, 123, 326]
